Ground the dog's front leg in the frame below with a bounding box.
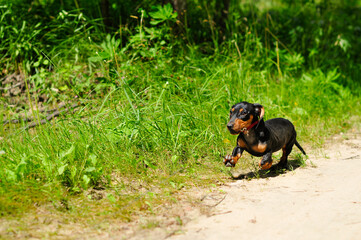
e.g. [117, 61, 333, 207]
[259, 151, 273, 170]
[224, 146, 243, 167]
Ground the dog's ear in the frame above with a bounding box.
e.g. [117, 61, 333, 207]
[253, 103, 264, 120]
[253, 103, 264, 127]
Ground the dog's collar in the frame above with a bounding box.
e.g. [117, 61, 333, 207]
[241, 120, 259, 133]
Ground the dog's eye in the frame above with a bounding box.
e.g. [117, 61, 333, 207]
[239, 111, 247, 117]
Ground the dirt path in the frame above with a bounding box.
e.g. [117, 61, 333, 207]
[169, 129, 361, 240]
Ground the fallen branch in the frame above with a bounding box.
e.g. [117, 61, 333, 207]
[3, 102, 71, 125]
[3, 102, 83, 129]
[25, 103, 82, 129]
[0, 81, 23, 91]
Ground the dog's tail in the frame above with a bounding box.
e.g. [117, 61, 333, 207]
[295, 140, 306, 155]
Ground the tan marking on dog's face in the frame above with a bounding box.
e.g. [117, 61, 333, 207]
[233, 115, 253, 133]
[239, 108, 244, 113]
[230, 108, 235, 119]
[251, 142, 267, 153]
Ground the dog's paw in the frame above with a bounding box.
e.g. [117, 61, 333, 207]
[259, 160, 273, 170]
[223, 155, 235, 167]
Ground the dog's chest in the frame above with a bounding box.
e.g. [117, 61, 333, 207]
[238, 137, 267, 155]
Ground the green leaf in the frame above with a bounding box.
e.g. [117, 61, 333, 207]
[149, 3, 176, 24]
[84, 167, 96, 172]
[71, 187, 81, 193]
[59, 85, 68, 91]
[5, 169, 17, 182]
[70, 166, 77, 179]
[88, 154, 97, 166]
[144, 159, 156, 169]
[170, 181, 176, 189]
[171, 155, 179, 163]
[88, 56, 103, 62]
[60, 144, 75, 159]
[107, 193, 116, 203]
[83, 175, 90, 186]
[150, 19, 164, 25]
[58, 164, 68, 175]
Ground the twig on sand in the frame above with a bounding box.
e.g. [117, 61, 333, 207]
[210, 194, 227, 208]
[201, 193, 228, 208]
[342, 155, 360, 161]
[210, 210, 232, 216]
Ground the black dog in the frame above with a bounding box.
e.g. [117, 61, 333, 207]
[224, 101, 306, 170]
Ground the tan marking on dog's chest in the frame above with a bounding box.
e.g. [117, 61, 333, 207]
[238, 138, 247, 148]
[251, 142, 267, 153]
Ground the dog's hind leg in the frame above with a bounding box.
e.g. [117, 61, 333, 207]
[278, 141, 294, 169]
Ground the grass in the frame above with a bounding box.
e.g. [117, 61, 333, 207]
[1, 1, 361, 238]
[1, 53, 359, 217]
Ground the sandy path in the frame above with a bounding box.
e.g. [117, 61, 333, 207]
[170, 129, 361, 240]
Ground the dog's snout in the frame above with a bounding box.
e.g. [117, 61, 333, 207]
[227, 123, 233, 130]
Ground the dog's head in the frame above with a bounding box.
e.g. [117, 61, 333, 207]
[227, 102, 264, 135]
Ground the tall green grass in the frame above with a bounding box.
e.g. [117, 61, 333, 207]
[1, 53, 358, 190]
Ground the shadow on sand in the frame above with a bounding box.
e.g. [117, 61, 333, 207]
[230, 159, 304, 180]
